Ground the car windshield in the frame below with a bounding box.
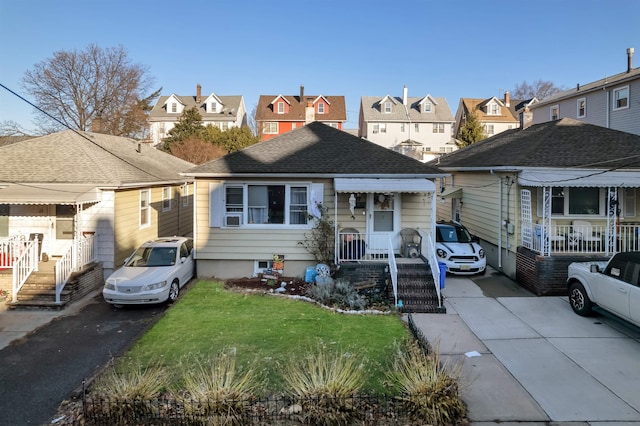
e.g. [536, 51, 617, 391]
[124, 246, 177, 267]
[437, 225, 473, 243]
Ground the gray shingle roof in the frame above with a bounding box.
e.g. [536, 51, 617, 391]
[360, 96, 454, 123]
[186, 121, 445, 176]
[148, 95, 244, 122]
[0, 130, 194, 186]
[431, 118, 640, 169]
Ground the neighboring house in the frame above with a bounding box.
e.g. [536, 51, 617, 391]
[183, 121, 446, 281]
[530, 47, 640, 136]
[0, 130, 194, 279]
[431, 118, 640, 295]
[254, 85, 346, 141]
[148, 84, 247, 147]
[359, 86, 456, 162]
[454, 92, 520, 140]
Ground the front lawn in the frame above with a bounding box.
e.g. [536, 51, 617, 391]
[119, 280, 409, 393]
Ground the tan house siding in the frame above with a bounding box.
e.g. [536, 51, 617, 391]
[195, 178, 334, 279]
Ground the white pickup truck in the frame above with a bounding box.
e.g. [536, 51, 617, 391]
[566, 252, 640, 327]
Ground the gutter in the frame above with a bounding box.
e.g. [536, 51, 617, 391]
[490, 170, 503, 268]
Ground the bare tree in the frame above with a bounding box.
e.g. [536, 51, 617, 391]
[21, 44, 156, 138]
[168, 136, 228, 164]
[247, 103, 258, 136]
[512, 80, 564, 101]
[0, 120, 32, 136]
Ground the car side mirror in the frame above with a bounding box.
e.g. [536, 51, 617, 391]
[590, 264, 600, 273]
[180, 256, 186, 263]
[471, 235, 480, 243]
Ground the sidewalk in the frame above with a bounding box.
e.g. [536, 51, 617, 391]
[410, 267, 640, 425]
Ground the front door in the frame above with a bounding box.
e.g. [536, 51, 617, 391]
[366, 192, 401, 255]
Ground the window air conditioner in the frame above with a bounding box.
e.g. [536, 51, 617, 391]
[225, 214, 242, 227]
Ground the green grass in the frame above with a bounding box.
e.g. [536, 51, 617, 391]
[120, 280, 409, 392]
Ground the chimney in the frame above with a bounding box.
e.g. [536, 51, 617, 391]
[403, 85, 408, 106]
[521, 106, 533, 129]
[300, 85, 304, 102]
[91, 116, 103, 133]
[305, 100, 314, 124]
[196, 83, 202, 103]
[504, 91, 510, 107]
[627, 47, 635, 73]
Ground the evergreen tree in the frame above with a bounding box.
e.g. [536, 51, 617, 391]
[163, 107, 204, 151]
[456, 110, 486, 148]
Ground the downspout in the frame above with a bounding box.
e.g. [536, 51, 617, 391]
[334, 190, 339, 266]
[192, 180, 197, 261]
[490, 170, 503, 268]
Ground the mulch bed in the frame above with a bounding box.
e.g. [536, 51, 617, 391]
[224, 275, 310, 296]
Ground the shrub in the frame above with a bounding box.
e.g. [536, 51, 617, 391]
[298, 203, 335, 266]
[89, 361, 169, 421]
[174, 349, 262, 425]
[387, 342, 467, 425]
[305, 279, 366, 310]
[282, 345, 366, 425]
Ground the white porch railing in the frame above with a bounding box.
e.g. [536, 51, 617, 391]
[523, 222, 640, 255]
[1, 236, 40, 303]
[55, 234, 97, 303]
[387, 237, 398, 308]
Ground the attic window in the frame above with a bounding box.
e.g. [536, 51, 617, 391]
[210, 101, 217, 113]
[423, 102, 432, 113]
[318, 103, 325, 114]
[489, 103, 500, 115]
[384, 101, 392, 113]
[171, 103, 177, 113]
[277, 102, 285, 114]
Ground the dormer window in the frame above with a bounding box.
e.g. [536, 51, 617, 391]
[317, 103, 325, 114]
[489, 103, 500, 115]
[171, 103, 177, 113]
[277, 102, 285, 114]
[423, 102, 432, 113]
[550, 105, 559, 120]
[384, 101, 392, 113]
[210, 101, 217, 113]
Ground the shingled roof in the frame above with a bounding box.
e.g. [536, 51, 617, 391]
[254, 95, 346, 122]
[186, 121, 445, 176]
[432, 118, 640, 169]
[360, 95, 454, 123]
[0, 130, 194, 186]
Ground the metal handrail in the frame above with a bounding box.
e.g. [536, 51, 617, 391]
[421, 231, 442, 310]
[387, 236, 398, 308]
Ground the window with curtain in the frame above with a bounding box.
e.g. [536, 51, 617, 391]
[290, 187, 308, 224]
[223, 184, 310, 226]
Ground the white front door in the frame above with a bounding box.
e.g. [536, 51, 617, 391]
[366, 192, 401, 255]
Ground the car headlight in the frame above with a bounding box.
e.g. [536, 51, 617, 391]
[479, 249, 485, 258]
[104, 281, 115, 290]
[144, 281, 168, 291]
[436, 248, 447, 258]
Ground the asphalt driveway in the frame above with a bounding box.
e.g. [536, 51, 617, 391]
[0, 293, 168, 426]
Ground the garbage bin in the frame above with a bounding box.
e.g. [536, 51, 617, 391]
[29, 233, 44, 260]
[438, 262, 447, 289]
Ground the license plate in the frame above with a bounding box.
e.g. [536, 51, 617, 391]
[460, 265, 470, 270]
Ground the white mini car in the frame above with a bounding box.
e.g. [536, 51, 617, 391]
[567, 251, 640, 327]
[103, 237, 194, 306]
[436, 221, 486, 275]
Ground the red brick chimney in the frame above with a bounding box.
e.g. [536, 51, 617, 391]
[196, 84, 202, 103]
[504, 91, 510, 107]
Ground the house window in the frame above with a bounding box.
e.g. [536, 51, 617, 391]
[484, 124, 494, 135]
[423, 102, 432, 113]
[373, 123, 386, 134]
[210, 101, 217, 112]
[171, 103, 177, 113]
[317, 103, 325, 114]
[224, 184, 309, 226]
[221, 122, 229, 131]
[414, 123, 419, 133]
[140, 189, 151, 228]
[182, 184, 189, 207]
[489, 103, 500, 115]
[613, 86, 629, 110]
[277, 102, 285, 114]
[624, 188, 636, 217]
[162, 187, 172, 211]
[540, 187, 603, 216]
[433, 123, 444, 133]
[328, 123, 338, 128]
[400, 123, 405, 132]
[263, 122, 278, 134]
[577, 98, 586, 118]
[550, 105, 559, 120]
[384, 101, 392, 113]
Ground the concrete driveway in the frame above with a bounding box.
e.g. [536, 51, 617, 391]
[411, 268, 640, 425]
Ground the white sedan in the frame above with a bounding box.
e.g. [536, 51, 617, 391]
[103, 237, 194, 307]
[567, 251, 640, 327]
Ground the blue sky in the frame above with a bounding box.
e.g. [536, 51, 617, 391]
[1, 0, 639, 133]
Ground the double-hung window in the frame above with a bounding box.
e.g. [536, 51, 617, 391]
[317, 103, 325, 114]
[140, 189, 151, 228]
[550, 105, 559, 120]
[162, 187, 172, 211]
[614, 86, 629, 110]
[277, 102, 285, 114]
[263, 122, 278, 134]
[433, 123, 444, 133]
[222, 184, 310, 226]
[577, 98, 586, 118]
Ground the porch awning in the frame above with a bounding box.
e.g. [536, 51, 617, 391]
[334, 178, 436, 193]
[0, 184, 102, 204]
[518, 169, 640, 187]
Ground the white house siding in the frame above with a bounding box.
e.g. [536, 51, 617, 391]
[195, 178, 334, 279]
[364, 122, 453, 152]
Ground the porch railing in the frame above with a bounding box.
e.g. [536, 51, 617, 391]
[55, 234, 97, 303]
[387, 237, 398, 308]
[9, 238, 39, 303]
[523, 222, 640, 255]
[420, 231, 442, 311]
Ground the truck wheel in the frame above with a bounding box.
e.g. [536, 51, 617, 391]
[568, 282, 593, 316]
